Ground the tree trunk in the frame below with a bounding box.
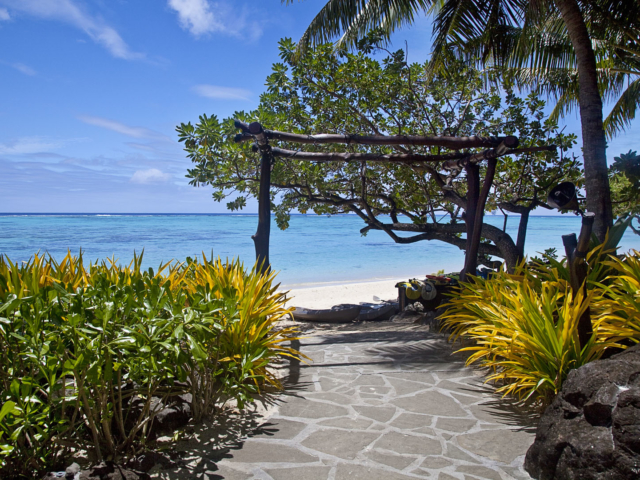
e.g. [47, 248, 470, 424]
[462, 163, 480, 281]
[362, 219, 521, 271]
[556, 0, 613, 241]
[252, 152, 271, 273]
[516, 209, 529, 257]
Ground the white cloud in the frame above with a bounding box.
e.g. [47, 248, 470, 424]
[78, 115, 169, 140]
[12, 62, 36, 75]
[0, 7, 9, 20]
[130, 168, 172, 184]
[0, 137, 62, 155]
[167, 0, 263, 40]
[192, 84, 251, 101]
[0, 0, 141, 59]
[168, 0, 220, 36]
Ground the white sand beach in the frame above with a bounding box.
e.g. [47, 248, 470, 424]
[284, 277, 410, 309]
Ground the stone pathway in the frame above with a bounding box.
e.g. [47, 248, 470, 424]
[165, 323, 537, 480]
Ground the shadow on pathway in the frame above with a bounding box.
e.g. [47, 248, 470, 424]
[157, 323, 537, 480]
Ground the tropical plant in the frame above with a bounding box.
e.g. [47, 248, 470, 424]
[178, 39, 580, 270]
[506, 0, 640, 140]
[0, 252, 299, 478]
[283, 0, 615, 242]
[441, 248, 640, 405]
[593, 250, 640, 344]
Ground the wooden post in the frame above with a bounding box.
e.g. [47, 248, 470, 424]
[562, 212, 595, 348]
[462, 157, 498, 281]
[461, 163, 480, 282]
[249, 122, 272, 274]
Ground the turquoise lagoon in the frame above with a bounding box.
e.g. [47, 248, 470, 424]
[1, 214, 638, 286]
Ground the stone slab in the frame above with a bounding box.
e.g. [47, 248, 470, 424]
[391, 391, 468, 417]
[457, 429, 534, 464]
[374, 431, 442, 456]
[278, 400, 349, 419]
[222, 441, 318, 464]
[334, 465, 423, 480]
[263, 466, 332, 480]
[301, 429, 380, 460]
[353, 405, 397, 423]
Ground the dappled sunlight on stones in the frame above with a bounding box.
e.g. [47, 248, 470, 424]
[251, 419, 307, 440]
[170, 324, 534, 480]
[221, 441, 318, 464]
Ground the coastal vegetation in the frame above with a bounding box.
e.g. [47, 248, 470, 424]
[441, 242, 640, 405]
[178, 39, 580, 270]
[0, 252, 299, 478]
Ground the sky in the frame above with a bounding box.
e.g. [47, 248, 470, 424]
[0, 0, 638, 214]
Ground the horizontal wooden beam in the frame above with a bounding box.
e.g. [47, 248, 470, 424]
[233, 122, 518, 149]
[268, 146, 467, 163]
[265, 144, 557, 165]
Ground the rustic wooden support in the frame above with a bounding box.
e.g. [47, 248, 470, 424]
[269, 147, 467, 163]
[266, 143, 556, 166]
[466, 157, 499, 279]
[563, 212, 596, 348]
[461, 163, 480, 282]
[235, 128, 519, 149]
[233, 119, 557, 281]
[248, 122, 272, 273]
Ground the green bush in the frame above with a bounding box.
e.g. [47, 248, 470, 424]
[0, 253, 300, 478]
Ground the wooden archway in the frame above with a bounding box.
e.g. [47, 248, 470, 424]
[233, 120, 556, 281]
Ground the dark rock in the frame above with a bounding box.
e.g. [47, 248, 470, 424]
[65, 462, 81, 479]
[43, 463, 149, 480]
[80, 462, 149, 480]
[525, 344, 640, 479]
[125, 451, 175, 472]
[125, 394, 192, 439]
[150, 394, 191, 438]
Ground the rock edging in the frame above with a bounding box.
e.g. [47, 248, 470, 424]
[525, 344, 640, 479]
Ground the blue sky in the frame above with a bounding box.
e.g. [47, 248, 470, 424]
[0, 0, 638, 214]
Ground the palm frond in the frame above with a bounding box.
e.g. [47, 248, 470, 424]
[604, 77, 640, 138]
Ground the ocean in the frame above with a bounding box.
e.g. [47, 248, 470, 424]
[1, 214, 638, 287]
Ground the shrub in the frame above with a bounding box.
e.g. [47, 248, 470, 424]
[0, 252, 300, 478]
[593, 250, 640, 344]
[441, 250, 640, 405]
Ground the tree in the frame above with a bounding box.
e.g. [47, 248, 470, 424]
[484, 0, 640, 139]
[177, 41, 579, 270]
[610, 150, 640, 235]
[283, 0, 614, 241]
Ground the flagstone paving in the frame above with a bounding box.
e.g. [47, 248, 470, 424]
[165, 323, 537, 479]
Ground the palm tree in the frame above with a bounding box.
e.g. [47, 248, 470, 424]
[285, 0, 617, 240]
[507, 0, 640, 140]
